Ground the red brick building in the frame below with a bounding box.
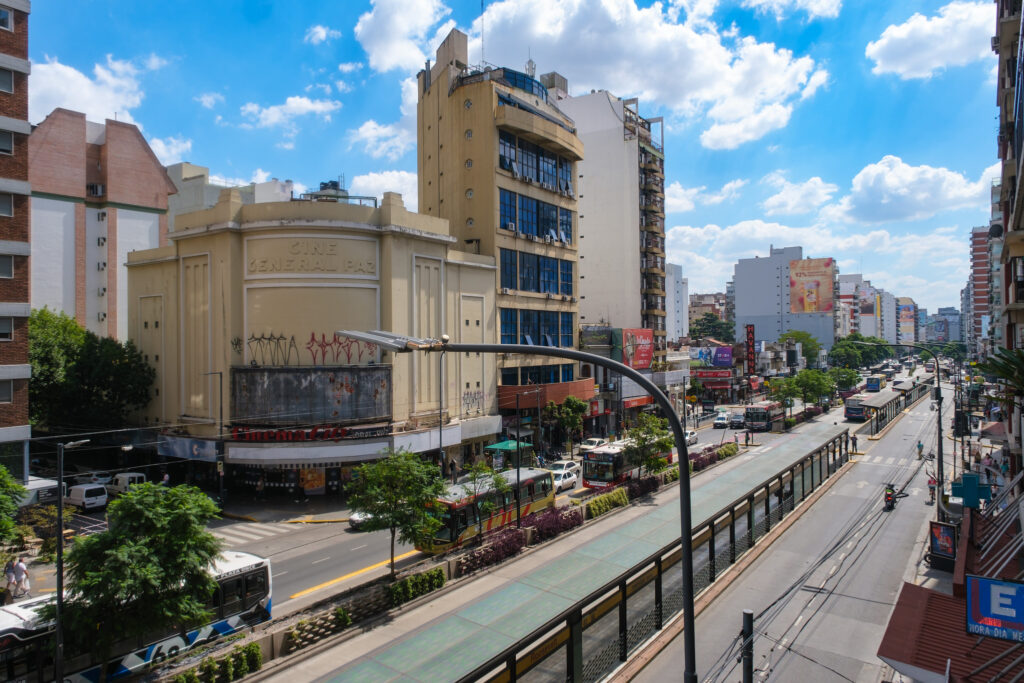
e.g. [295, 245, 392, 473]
[970, 225, 990, 356]
[0, 1, 31, 477]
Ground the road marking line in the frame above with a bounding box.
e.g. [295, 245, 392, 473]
[829, 566, 838, 576]
[352, 544, 367, 551]
[794, 615, 803, 626]
[289, 549, 420, 599]
[839, 553, 847, 561]
[886, 457, 895, 465]
[846, 541, 853, 549]
[312, 556, 331, 564]
[274, 571, 288, 577]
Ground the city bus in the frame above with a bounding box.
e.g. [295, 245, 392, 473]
[744, 401, 785, 432]
[844, 394, 869, 421]
[865, 374, 887, 392]
[417, 467, 555, 554]
[580, 439, 674, 490]
[0, 551, 271, 682]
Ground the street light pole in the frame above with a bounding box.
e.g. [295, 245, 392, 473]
[514, 386, 541, 529]
[55, 438, 90, 683]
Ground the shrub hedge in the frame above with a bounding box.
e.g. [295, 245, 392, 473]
[389, 567, 446, 607]
[173, 643, 262, 683]
[585, 487, 629, 519]
[626, 476, 659, 500]
[522, 506, 583, 542]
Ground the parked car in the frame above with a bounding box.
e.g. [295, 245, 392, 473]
[549, 460, 581, 477]
[580, 438, 608, 451]
[348, 510, 373, 531]
[729, 413, 745, 429]
[64, 484, 108, 511]
[553, 470, 578, 492]
[74, 471, 113, 486]
[713, 414, 729, 429]
[684, 430, 699, 445]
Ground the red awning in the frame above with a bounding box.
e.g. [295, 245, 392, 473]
[623, 396, 654, 409]
[702, 381, 731, 390]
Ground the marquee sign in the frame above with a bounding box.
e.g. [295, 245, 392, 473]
[230, 424, 390, 442]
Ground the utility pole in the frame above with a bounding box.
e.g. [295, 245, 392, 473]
[742, 609, 754, 683]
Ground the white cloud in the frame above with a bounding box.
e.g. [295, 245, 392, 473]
[701, 102, 792, 149]
[741, 0, 841, 19]
[354, 0, 452, 72]
[305, 83, 333, 96]
[703, 179, 747, 204]
[30, 54, 145, 125]
[194, 92, 224, 109]
[209, 168, 274, 188]
[865, 1, 992, 79]
[144, 53, 168, 70]
[337, 62, 363, 73]
[801, 69, 828, 99]
[761, 172, 837, 215]
[348, 120, 415, 161]
[350, 170, 419, 212]
[148, 135, 192, 165]
[304, 25, 342, 45]
[665, 179, 746, 212]
[240, 96, 342, 137]
[335, 80, 354, 93]
[822, 156, 998, 223]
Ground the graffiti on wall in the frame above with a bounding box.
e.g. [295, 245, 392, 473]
[462, 389, 485, 413]
[231, 337, 244, 355]
[246, 331, 378, 366]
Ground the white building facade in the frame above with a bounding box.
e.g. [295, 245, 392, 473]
[666, 262, 687, 343]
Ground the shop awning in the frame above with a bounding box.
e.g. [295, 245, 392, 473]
[623, 396, 654, 409]
[484, 440, 533, 452]
[702, 381, 730, 390]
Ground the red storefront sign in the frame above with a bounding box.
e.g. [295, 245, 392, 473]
[623, 396, 654, 409]
[692, 369, 732, 379]
[702, 381, 731, 390]
[745, 324, 756, 376]
[622, 328, 654, 369]
[230, 424, 390, 442]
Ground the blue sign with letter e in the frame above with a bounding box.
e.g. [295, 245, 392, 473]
[966, 575, 1024, 642]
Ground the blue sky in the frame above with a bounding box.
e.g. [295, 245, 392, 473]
[30, 0, 997, 312]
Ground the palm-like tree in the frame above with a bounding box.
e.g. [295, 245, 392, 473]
[976, 347, 1024, 409]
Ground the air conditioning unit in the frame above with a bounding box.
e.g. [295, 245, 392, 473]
[501, 287, 510, 295]
[544, 236, 553, 244]
[546, 293, 553, 299]
[98, 287, 106, 297]
[97, 312, 106, 322]
[505, 221, 516, 231]
[570, 296, 577, 303]
[561, 295, 569, 301]
[97, 236, 106, 246]
[97, 211, 107, 221]
[86, 183, 105, 197]
[992, 36, 1000, 53]
[530, 235, 539, 242]
[97, 261, 106, 271]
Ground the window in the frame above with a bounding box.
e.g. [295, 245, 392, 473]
[539, 149, 557, 187]
[500, 189, 517, 229]
[501, 367, 519, 386]
[519, 309, 539, 345]
[560, 260, 573, 296]
[244, 569, 269, 610]
[521, 366, 541, 385]
[500, 308, 517, 344]
[539, 201, 557, 239]
[518, 196, 537, 236]
[561, 364, 575, 382]
[220, 577, 244, 618]
[541, 365, 559, 384]
[0, 255, 12, 278]
[0, 193, 12, 217]
[0, 131, 12, 155]
[0, 69, 12, 94]
[499, 130, 517, 171]
[558, 157, 573, 194]
[0, 379, 12, 403]
[560, 312, 574, 347]
[559, 208, 573, 244]
[519, 140, 538, 182]
[500, 249, 517, 289]
[0, 9, 11, 32]
[540, 256, 559, 294]
[519, 252, 539, 292]
[540, 311, 558, 346]
[0, 317, 10, 342]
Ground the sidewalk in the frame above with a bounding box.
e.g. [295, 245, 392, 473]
[220, 493, 354, 524]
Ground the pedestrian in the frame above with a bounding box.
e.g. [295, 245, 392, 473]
[851, 434, 858, 453]
[448, 459, 457, 484]
[733, 434, 739, 447]
[1001, 459, 1010, 477]
[161, 472, 170, 486]
[927, 473, 936, 504]
[12, 557, 28, 598]
[255, 475, 265, 502]
[3, 558, 14, 593]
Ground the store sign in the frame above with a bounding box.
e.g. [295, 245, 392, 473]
[613, 328, 654, 369]
[623, 396, 653, 409]
[159, 435, 219, 463]
[966, 575, 1024, 642]
[230, 424, 390, 442]
[746, 325, 756, 376]
[692, 369, 732, 379]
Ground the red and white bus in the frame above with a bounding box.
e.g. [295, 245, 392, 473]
[581, 439, 674, 489]
[744, 401, 785, 431]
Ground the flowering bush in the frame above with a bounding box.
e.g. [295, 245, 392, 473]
[626, 476, 659, 500]
[522, 506, 583, 542]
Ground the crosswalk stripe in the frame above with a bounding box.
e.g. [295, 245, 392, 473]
[211, 523, 291, 546]
[873, 456, 884, 463]
[886, 457, 896, 465]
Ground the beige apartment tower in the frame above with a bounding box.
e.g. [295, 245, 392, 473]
[417, 29, 595, 422]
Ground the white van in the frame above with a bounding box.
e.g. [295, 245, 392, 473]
[106, 472, 145, 496]
[64, 484, 108, 511]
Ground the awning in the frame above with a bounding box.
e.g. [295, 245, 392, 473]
[484, 439, 533, 452]
[702, 381, 731, 390]
[623, 396, 654, 409]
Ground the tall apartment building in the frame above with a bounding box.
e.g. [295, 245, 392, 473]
[936, 306, 961, 343]
[551, 87, 667, 358]
[837, 275, 862, 335]
[416, 30, 594, 413]
[29, 109, 176, 340]
[0, 1, 30, 478]
[733, 246, 838, 351]
[896, 297, 917, 345]
[969, 225, 991, 355]
[665, 262, 687, 343]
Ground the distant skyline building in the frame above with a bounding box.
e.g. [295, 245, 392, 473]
[665, 262, 687, 342]
[688, 292, 728, 326]
[166, 162, 296, 232]
[896, 297, 917, 345]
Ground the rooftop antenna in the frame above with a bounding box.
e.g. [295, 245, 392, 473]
[525, 47, 535, 78]
[480, 0, 485, 64]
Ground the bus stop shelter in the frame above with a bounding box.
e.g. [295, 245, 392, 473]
[863, 391, 903, 435]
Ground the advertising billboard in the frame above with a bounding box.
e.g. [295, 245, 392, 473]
[613, 328, 654, 369]
[789, 258, 835, 314]
[690, 346, 732, 368]
[711, 346, 733, 367]
[898, 302, 915, 340]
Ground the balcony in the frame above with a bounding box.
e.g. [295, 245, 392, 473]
[495, 106, 583, 161]
[497, 378, 596, 410]
[231, 364, 392, 427]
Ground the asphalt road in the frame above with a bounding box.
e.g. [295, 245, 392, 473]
[634, 386, 949, 682]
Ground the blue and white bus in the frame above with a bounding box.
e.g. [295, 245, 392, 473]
[865, 375, 886, 392]
[0, 551, 271, 682]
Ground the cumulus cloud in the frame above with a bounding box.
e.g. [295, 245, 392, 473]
[761, 172, 837, 215]
[194, 92, 224, 109]
[304, 25, 342, 45]
[354, 0, 452, 72]
[704, 179, 748, 204]
[337, 62, 363, 73]
[865, 1, 992, 79]
[240, 96, 342, 137]
[209, 168, 277, 188]
[822, 155, 998, 223]
[742, 0, 841, 19]
[350, 170, 419, 212]
[144, 53, 169, 70]
[348, 120, 415, 161]
[148, 135, 192, 165]
[665, 179, 746, 212]
[31, 54, 146, 124]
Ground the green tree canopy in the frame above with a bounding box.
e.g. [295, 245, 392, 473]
[827, 341, 862, 369]
[543, 396, 589, 450]
[838, 332, 893, 366]
[828, 367, 861, 391]
[690, 313, 735, 343]
[0, 464, 25, 544]
[346, 448, 446, 575]
[623, 413, 674, 477]
[767, 377, 800, 415]
[977, 347, 1024, 408]
[43, 484, 222, 679]
[29, 308, 156, 429]
[793, 369, 836, 406]
[779, 330, 822, 367]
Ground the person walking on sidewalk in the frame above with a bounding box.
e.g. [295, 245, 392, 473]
[851, 434, 858, 453]
[3, 558, 14, 593]
[927, 473, 936, 504]
[12, 557, 28, 598]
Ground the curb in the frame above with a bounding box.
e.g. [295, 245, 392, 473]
[284, 518, 348, 524]
[222, 511, 258, 522]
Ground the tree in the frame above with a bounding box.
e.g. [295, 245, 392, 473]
[42, 484, 221, 681]
[623, 413, 674, 477]
[462, 459, 511, 539]
[690, 313, 734, 343]
[792, 369, 836, 407]
[779, 330, 821, 367]
[838, 332, 892, 366]
[543, 396, 589, 451]
[767, 377, 800, 416]
[0, 464, 25, 544]
[827, 341, 862, 369]
[29, 308, 156, 429]
[346, 448, 446, 575]
[977, 347, 1024, 410]
[942, 342, 966, 363]
[20, 503, 73, 559]
[828, 367, 860, 392]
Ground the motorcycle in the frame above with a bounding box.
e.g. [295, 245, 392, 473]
[884, 485, 896, 511]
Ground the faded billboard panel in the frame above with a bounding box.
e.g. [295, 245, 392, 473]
[789, 258, 835, 314]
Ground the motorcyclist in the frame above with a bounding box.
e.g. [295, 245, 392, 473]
[884, 484, 896, 510]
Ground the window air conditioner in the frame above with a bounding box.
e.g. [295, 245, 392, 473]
[544, 236, 553, 244]
[501, 287, 510, 295]
[97, 237, 106, 246]
[97, 261, 106, 271]
[97, 312, 106, 322]
[506, 221, 516, 231]
[98, 287, 106, 296]
[97, 211, 107, 221]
